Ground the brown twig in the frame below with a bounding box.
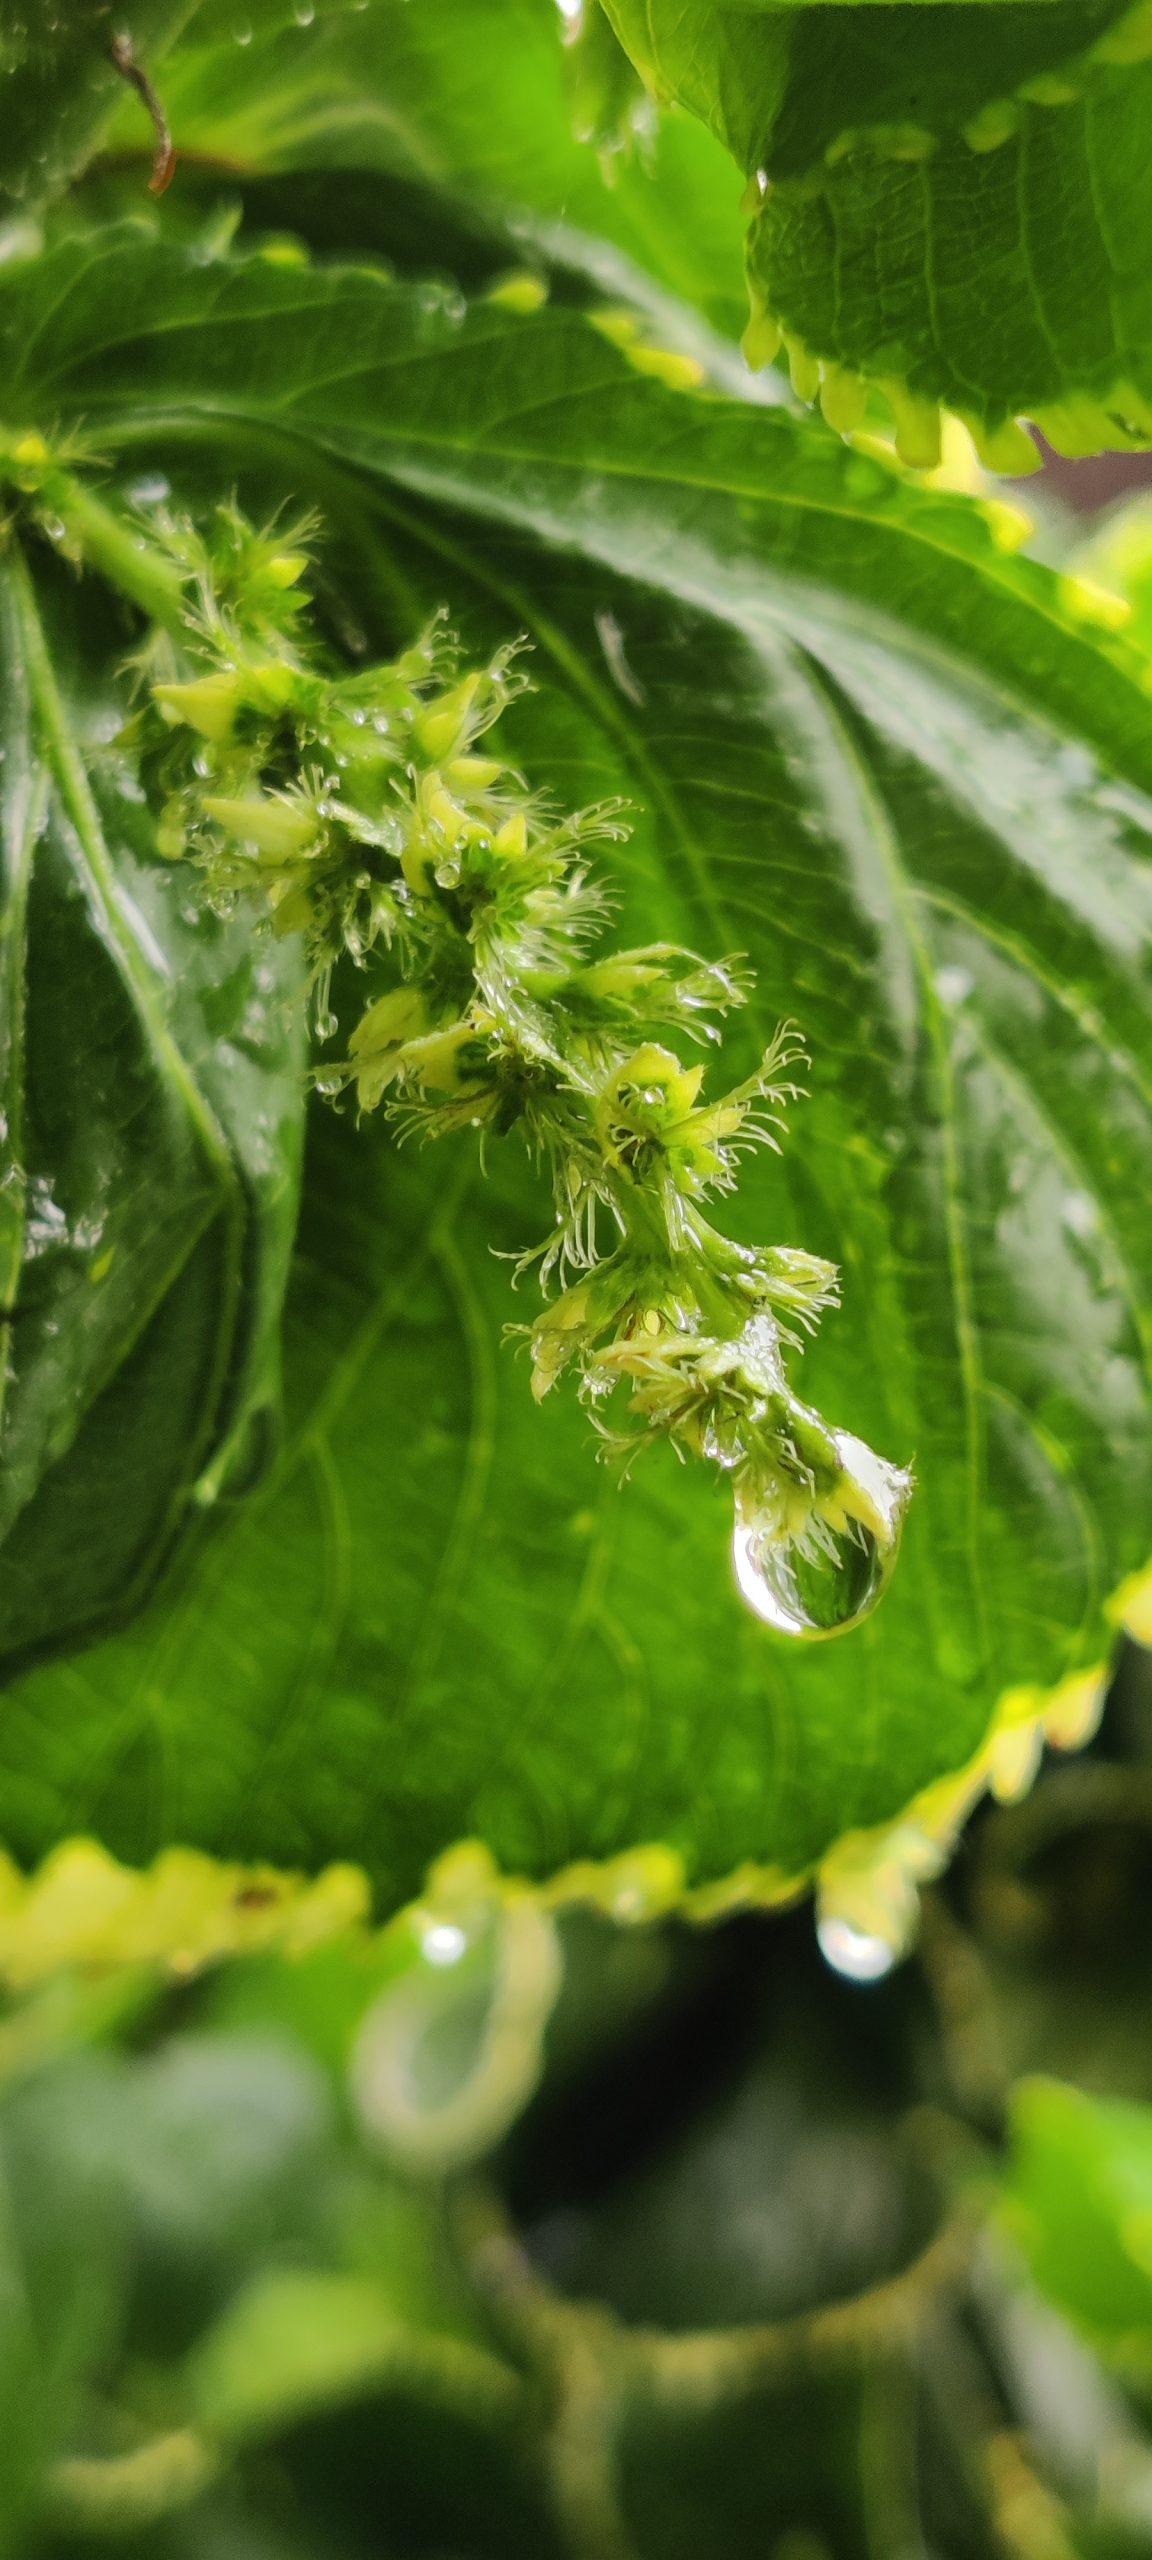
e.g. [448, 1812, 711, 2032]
[109, 34, 176, 195]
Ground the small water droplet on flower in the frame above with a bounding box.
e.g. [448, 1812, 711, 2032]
[420, 1919, 467, 1967]
[816, 1914, 896, 1982]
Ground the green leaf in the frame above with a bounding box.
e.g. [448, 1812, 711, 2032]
[749, 60, 1152, 459]
[1, 234, 1150, 1905]
[600, 0, 1152, 459]
[191, 2268, 521, 2444]
[94, 0, 751, 344]
[0, 0, 199, 215]
[0, 543, 305, 1665]
[1003, 2078, 1152, 2354]
[603, 0, 1138, 174]
[0, 2052, 128, 2538]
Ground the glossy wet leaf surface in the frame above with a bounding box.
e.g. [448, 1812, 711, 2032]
[0, 235, 1150, 1892]
[96, 0, 750, 343]
[604, 0, 1136, 174]
[0, 0, 196, 215]
[0, 547, 305, 1664]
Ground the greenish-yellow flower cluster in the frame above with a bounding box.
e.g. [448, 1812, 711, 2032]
[2, 450, 912, 1638]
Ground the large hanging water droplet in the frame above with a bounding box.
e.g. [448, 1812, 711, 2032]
[816, 1914, 896, 1982]
[731, 1427, 910, 1640]
[733, 1502, 895, 1638]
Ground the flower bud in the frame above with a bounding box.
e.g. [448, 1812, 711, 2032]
[446, 756, 504, 792]
[8, 430, 50, 491]
[494, 810, 528, 858]
[419, 782, 471, 848]
[153, 672, 241, 743]
[242, 658, 302, 716]
[414, 674, 482, 762]
[350, 987, 429, 1055]
[201, 794, 318, 857]
[347, 988, 431, 1109]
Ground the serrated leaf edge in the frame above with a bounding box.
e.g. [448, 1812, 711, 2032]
[5, 1561, 1149, 1990]
[744, 303, 1152, 471]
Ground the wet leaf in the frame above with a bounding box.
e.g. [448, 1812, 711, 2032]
[0, 547, 305, 1662]
[0, 0, 198, 214]
[0, 237, 1150, 1896]
[95, 0, 751, 344]
[601, 0, 1152, 455]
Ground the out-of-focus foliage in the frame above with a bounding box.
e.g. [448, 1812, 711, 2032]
[1005, 2077, 1152, 2355]
[0, 1644, 1151, 2555]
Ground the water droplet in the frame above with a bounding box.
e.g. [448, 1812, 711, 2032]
[126, 472, 170, 505]
[1061, 1189, 1098, 1239]
[817, 1914, 896, 1982]
[420, 1919, 467, 1967]
[733, 1507, 895, 1636]
[732, 1429, 910, 1639]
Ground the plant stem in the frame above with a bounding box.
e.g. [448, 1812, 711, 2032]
[0, 434, 187, 631]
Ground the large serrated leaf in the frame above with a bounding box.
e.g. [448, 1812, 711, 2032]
[600, 0, 1152, 453]
[0, 234, 1149, 1900]
[750, 59, 1152, 450]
